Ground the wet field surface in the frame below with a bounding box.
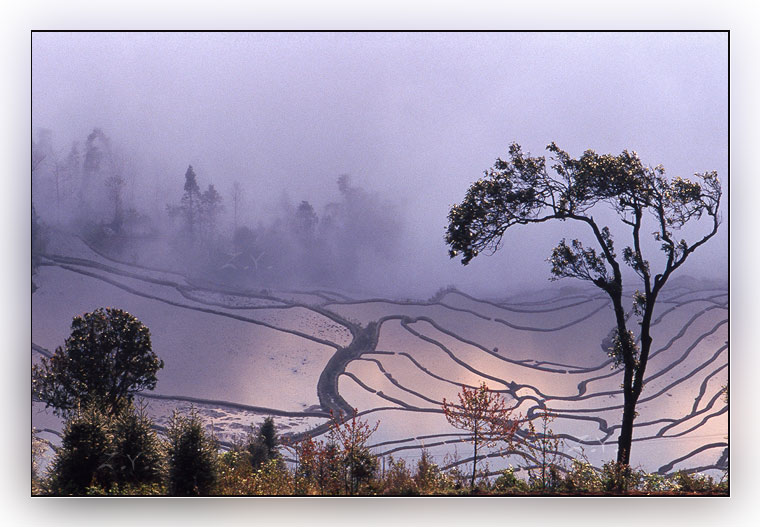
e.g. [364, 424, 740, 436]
[32, 233, 727, 478]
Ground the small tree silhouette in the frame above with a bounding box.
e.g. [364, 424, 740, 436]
[329, 409, 379, 495]
[522, 408, 564, 491]
[442, 382, 520, 491]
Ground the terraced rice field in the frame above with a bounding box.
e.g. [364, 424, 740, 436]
[32, 232, 728, 479]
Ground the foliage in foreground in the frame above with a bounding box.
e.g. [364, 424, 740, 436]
[165, 407, 219, 496]
[35, 405, 727, 496]
[44, 402, 164, 495]
[32, 307, 726, 497]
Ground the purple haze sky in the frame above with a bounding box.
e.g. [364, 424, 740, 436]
[31, 32, 727, 296]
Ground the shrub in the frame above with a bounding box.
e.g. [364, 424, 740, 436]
[601, 461, 641, 492]
[381, 457, 418, 495]
[414, 450, 447, 494]
[249, 459, 293, 495]
[492, 467, 530, 494]
[216, 444, 268, 495]
[674, 471, 720, 493]
[521, 409, 564, 491]
[562, 459, 602, 493]
[640, 472, 681, 493]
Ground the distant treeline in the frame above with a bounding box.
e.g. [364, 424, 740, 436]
[32, 127, 403, 292]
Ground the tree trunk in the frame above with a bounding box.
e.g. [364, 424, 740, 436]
[617, 300, 655, 466]
[471, 435, 478, 491]
[609, 288, 637, 466]
[617, 394, 636, 465]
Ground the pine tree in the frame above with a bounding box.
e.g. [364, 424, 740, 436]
[180, 165, 201, 239]
[248, 417, 280, 470]
[166, 407, 219, 496]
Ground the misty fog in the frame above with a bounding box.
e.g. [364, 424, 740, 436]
[31, 32, 728, 298]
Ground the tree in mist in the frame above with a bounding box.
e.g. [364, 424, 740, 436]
[446, 142, 722, 466]
[442, 382, 520, 491]
[105, 174, 125, 232]
[31, 132, 48, 174]
[231, 180, 244, 236]
[79, 128, 112, 214]
[31, 204, 46, 293]
[50, 156, 66, 224]
[315, 175, 401, 285]
[176, 165, 201, 239]
[32, 308, 164, 417]
[294, 200, 318, 240]
[63, 142, 82, 195]
[168, 166, 224, 252]
[200, 183, 223, 242]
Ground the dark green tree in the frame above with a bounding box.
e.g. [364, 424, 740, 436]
[46, 402, 165, 495]
[47, 404, 115, 494]
[32, 308, 164, 417]
[166, 407, 219, 496]
[446, 142, 722, 466]
[111, 402, 165, 488]
[247, 416, 280, 470]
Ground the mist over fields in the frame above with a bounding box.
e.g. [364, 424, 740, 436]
[31, 32, 727, 298]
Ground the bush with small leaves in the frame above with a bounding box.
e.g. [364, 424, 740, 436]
[381, 457, 418, 495]
[492, 467, 530, 494]
[601, 462, 641, 493]
[250, 459, 293, 496]
[414, 450, 447, 494]
[562, 459, 602, 493]
[640, 472, 681, 493]
[674, 471, 722, 494]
